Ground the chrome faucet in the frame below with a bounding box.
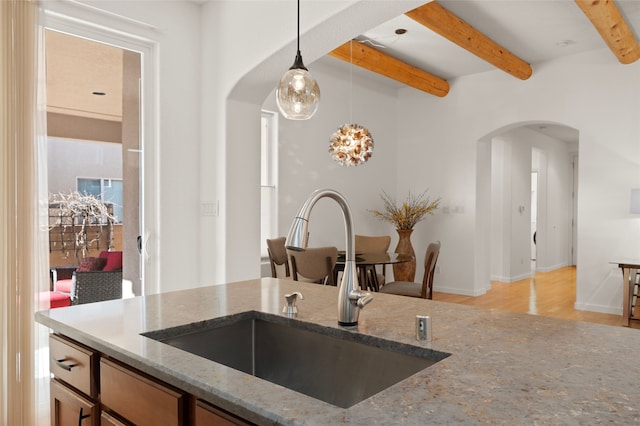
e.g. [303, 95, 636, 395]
[286, 188, 373, 326]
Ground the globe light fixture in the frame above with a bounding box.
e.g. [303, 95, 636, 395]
[329, 124, 374, 166]
[276, 0, 320, 120]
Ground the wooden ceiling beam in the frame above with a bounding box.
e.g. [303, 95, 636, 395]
[328, 41, 449, 98]
[574, 0, 640, 64]
[405, 1, 533, 80]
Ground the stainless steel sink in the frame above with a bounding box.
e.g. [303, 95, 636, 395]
[143, 311, 450, 408]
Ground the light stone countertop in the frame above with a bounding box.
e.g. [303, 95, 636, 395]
[36, 278, 640, 425]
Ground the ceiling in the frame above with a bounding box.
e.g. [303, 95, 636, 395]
[317, 0, 640, 144]
[48, 1, 640, 145]
[321, 0, 640, 85]
[46, 30, 123, 122]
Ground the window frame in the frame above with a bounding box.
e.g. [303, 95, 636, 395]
[260, 110, 278, 258]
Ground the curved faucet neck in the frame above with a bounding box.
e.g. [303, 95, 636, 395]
[294, 189, 355, 259]
[286, 188, 371, 327]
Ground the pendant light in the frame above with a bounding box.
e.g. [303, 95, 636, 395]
[276, 0, 320, 120]
[328, 40, 373, 166]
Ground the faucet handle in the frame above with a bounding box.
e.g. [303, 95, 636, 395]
[349, 290, 373, 309]
[283, 292, 304, 317]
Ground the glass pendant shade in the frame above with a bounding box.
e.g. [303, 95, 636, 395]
[276, 53, 320, 120]
[329, 124, 374, 166]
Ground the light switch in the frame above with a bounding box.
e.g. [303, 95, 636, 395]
[201, 201, 218, 216]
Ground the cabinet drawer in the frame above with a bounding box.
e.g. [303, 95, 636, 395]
[49, 334, 98, 398]
[100, 411, 129, 426]
[100, 357, 185, 425]
[50, 378, 99, 426]
[194, 399, 252, 426]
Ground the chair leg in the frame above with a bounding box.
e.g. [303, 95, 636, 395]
[357, 267, 367, 291]
[357, 266, 379, 292]
[369, 267, 380, 292]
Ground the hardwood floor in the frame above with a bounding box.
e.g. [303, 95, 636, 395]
[434, 265, 640, 329]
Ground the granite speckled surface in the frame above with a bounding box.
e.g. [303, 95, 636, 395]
[36, 278, 640, 424]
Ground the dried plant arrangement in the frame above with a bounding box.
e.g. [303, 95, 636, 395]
[371, 190, 441, 230]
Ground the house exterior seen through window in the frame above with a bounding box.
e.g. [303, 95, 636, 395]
[78, 177, 124, 223]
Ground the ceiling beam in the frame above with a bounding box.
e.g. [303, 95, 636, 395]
[328, 41, 450, 98]
[574, 0, 640, 64]
[405, 1, 533, 80]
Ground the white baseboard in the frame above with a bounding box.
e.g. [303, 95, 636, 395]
[573, 302, 622, 315]
[433, 285, 486, 297]
[490, 272, 533, 283]
[535, 262, 569, 273]
[510, 271, 533, 282]
[490, 263, 571, 283]
[574, 302, 622, 316]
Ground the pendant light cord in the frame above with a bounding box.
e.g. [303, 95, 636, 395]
[349, 39, 353, 123]
[297, 0, 300, 55]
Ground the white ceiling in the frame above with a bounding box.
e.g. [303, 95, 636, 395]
[49, 1, 640, 144]
[315, 0, 640, 144]
[320, 1, 640, 83]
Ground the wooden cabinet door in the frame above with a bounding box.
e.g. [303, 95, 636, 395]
[50, 379, 99, 426]
[100, 357, 185, 425]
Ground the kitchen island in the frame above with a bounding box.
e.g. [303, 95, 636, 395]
[36, 278, 640, 424]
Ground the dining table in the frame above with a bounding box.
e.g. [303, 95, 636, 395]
[335, 251, 414, 291]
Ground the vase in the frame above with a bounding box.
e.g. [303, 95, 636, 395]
[393, 229, 416, 282]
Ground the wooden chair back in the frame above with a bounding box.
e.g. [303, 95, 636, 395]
[266, 237, 290, 278]
[289, 246, 338, 285]
[355, 234, 391, 289]
[421, 241, 441, 299]
[354, 235, 391, 254]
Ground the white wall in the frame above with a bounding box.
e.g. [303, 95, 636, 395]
[46, 2, 640, 317]
[397, 49, 640, 312]
[201, 0, 424, 284]
[262, 59, 399, 255]
[490, 137, 513, 282]
[529, 129, 573, 273]
[43, 0, 203, 293]
[46, 0, 422, 290]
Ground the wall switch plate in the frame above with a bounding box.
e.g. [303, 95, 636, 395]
[201, 201, 218, 216]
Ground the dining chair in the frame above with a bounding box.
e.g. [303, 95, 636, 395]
[379, 241, 440, 299]
[289, 246, 338, 286]
[355, 234, 391, 291]
[266, 237, 290, 278]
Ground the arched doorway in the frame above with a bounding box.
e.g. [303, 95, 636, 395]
[477, 121, 578, 290]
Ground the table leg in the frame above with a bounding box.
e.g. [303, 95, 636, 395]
[622, 266, 631, 326]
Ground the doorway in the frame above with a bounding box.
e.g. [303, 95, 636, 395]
[42, 3, 161, 295]
[531, 170, 538, 262]
[45, 29, 143, 295]
[480, 121, 578, 289]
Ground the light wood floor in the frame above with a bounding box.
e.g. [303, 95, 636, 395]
[434, 265, 640, 329]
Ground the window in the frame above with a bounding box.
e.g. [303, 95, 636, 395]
[78, 177, 124, 223]
[260, 111, 278, 257]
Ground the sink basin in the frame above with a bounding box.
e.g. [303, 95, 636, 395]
[143, 311, 450, 408]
